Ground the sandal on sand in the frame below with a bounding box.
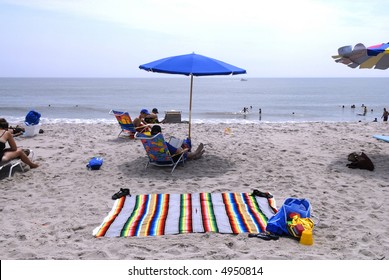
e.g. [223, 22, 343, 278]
[248, 232, 279, 241]
[251, 189, 273, 199]
[112, 188, 130, 200]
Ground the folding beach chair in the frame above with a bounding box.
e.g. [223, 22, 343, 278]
[0, 150, 35, 178]
[109, 110, 137, 138]
[0, 159, 23, 178]
[135, 132, 187, 173]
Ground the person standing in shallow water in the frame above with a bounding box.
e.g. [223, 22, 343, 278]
[382, 108, 389, 122]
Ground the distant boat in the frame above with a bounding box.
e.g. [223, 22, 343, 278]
[240, 78, 248, 81]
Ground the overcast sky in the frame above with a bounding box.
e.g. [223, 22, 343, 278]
[1, 0, 388, 78]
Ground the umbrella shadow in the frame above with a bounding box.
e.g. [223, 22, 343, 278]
[117, 154, 236, 180]
[107, 137, 134, 143]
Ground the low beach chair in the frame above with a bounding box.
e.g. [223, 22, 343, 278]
[135, 132, 187, 173]
[0, 159, 23, 178]
[0, 150, 35, 178]
[109, 110, 137, 138]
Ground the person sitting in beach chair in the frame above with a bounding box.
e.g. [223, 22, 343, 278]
[1, 118, 39, 174]
[149, 125, 204, 160]
[133, 109, 153, 132]
[135, 126, 204, 173]
[144, 108, 165, 124]
[135, 131, 186, 173]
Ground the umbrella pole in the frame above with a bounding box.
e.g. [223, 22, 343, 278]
[188, 74, 193, 138]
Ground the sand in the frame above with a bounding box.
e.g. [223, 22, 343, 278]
[1, 122, 389, 260]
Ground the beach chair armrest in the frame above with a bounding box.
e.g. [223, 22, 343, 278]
[171, 148, 189, 157]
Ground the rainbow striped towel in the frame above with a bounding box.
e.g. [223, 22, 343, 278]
[93, 192, 278, 237]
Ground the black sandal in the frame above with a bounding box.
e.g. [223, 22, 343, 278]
[112, 188, 130, 200]
[248, 232, 279, 241]
[251, 189, 273, 198]
[248, 232, 271, 240]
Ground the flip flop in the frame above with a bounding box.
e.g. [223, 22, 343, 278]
[112, 188, 130, 200]
[248, 232, 271, 240]
[248, 232, 279, 241]
[251, 189, 273, 198]
[266, 232, 280, 240]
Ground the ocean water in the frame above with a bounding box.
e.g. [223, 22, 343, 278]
[0, 77, 388, 124]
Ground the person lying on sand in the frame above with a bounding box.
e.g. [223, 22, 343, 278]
[8, 125, 25, 137]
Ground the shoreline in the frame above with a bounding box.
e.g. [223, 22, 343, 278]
[0, 116, 383, 125]
[1, 122, 388, 260]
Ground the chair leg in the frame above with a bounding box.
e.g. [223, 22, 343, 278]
[29, 150, 35, 161]
[8, 168, 12, 178]
[8, 162, 23, 178]
[171, 164, 178, 174]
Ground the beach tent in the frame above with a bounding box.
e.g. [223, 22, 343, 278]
[139, 53, 246, 137]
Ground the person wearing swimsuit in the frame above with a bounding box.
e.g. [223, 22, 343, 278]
[0, 118, 38, 169]
[0, 134, 6, 160]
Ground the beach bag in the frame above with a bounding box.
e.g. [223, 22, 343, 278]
[346, 152, 374, 171]
[266, 198, 311, 236]
[87, 157, 104, 170]
[25, 110, 41, 125]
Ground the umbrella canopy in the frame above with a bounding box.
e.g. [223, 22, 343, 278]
[332, 42, 389, 69]
[139, 53, 246, 137]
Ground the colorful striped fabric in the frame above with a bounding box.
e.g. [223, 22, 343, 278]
[93, 192, 278, 237]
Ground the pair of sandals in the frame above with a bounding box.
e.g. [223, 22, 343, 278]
[251, 189, 273, 199]
[248, 232, 279, 241]
[112, 188, 130, 200]
[250, 190, 278, 240]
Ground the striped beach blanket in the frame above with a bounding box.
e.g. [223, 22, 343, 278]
[93, 192, 278, 237]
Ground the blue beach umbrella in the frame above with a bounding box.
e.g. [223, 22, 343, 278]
[139, 53, 246, 137]
[332, 42, 389, 69]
